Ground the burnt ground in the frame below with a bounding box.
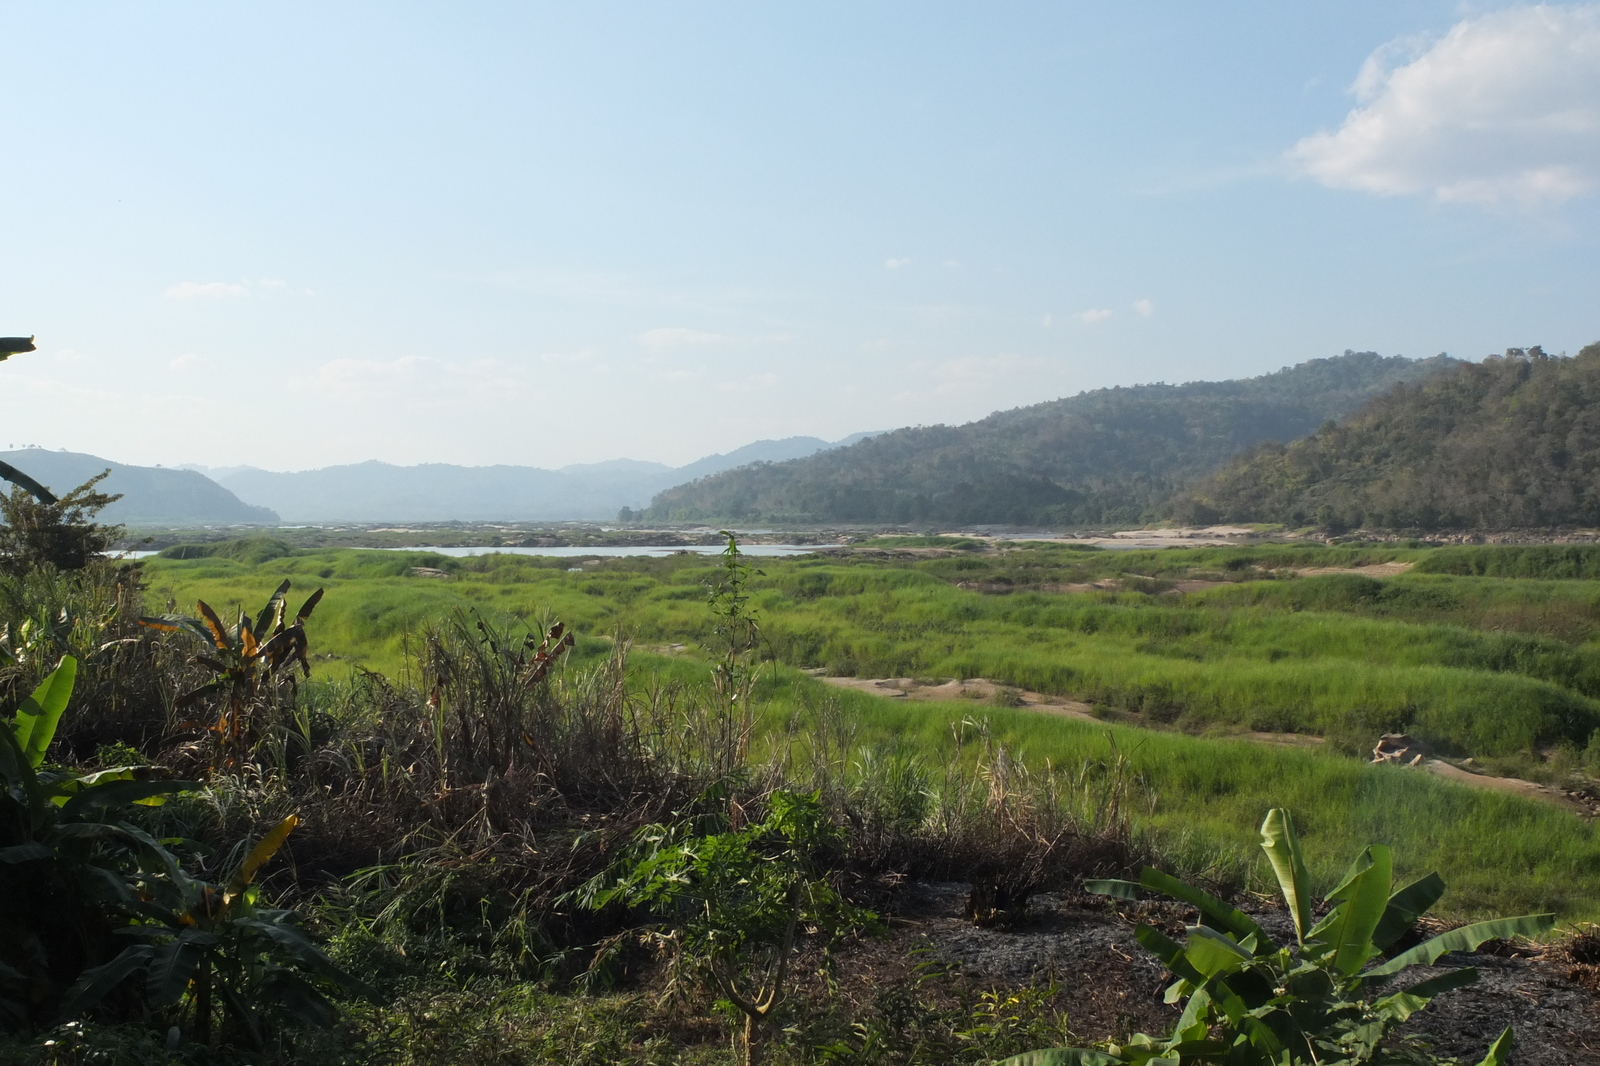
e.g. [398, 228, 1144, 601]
[854, 882, 1600, 1065]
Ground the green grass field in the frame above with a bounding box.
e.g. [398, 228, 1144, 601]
[142, 540, 1600, 757]
[831, 684, 1600, 919]
[137, 538, 1600, 920]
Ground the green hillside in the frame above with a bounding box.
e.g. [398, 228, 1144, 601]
[641, 351, 1454, 527]
[1176, 344, 1600, 531]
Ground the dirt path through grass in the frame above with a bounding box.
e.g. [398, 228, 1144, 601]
[1293, 561, 1415, 577]
[816, 673, 1101, 721]
[820, 671, 1595, 814]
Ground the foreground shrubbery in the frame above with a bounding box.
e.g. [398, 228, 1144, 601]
[5, 507, 1597, 1063]
[1002, 810, 1549, 1066]
[1, 536, 1153, 1063]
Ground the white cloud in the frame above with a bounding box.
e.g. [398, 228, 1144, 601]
[1041, 313, 1054, 328]
[164, 280, 249, 300]
[257, 278, 289, 291]
[638, 327, 728, 352]
[1076, 308, 1114, 324]
[1290, 5, 1600, 206]
[884, 258, 911, 269]
[1132, 298, 1155, 318]
[167, 353, 202, 371]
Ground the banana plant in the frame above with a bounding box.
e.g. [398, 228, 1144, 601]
[1004, 808, 1554, 1066]
[0, 460, 56, 505]
[0, 656, 197, 1030]
[140, 580, 323, 772]
[0, 338, 59, 505]
[63, 813, 375, 1049]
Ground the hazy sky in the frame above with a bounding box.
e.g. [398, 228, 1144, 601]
[2, 2, 1597, 470]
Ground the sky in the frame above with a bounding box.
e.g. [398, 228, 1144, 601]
[1, 1, 1598, 471]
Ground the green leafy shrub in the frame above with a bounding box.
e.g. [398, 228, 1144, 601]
[66, 814, 374, 1051]
[0, 474, 121, 576]
[581, 789, 877, 1066]
[0, 657, 195, 1029]
[1007, 808, 1555, 1065]
[139, 579, 323, 774]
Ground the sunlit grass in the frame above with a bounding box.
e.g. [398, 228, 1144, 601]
[142, 547, 1600, 756]
[140, 542, 1600, 922]
[760, 671, 1600, 921]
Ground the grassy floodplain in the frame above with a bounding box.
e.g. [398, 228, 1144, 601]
[141, 537, 1600, 919]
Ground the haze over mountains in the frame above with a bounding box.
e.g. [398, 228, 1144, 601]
[644, 352, 1458, 527]
[185, 433, 879, 524]
[21, 346, 1593, 534]
[0, 449, 278, 525]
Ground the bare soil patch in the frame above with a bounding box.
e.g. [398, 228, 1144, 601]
[887, 882, 1600, 1063]
[817, 675, 1098, 721]
[1294, 561, 1415, 578]
[1424, 759, 1600, 815]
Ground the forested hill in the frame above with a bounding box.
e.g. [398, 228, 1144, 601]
[641, 351, 1455, 526]
[0, 450, 277, 526]
[1174, 344, 1600, 532]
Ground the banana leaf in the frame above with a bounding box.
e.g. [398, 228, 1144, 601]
[59, 945, 157, 1018]
[1475, 1028, 1514, 1066]
[1364, 913, 1556, 978]
[1259, 808, 1313, 946]
[1372, 872, 1447, 951]
[1308, 844, 1392, 975]
[1083, 878, 1142, 900]
[1372, 966, 1479, 1022]
[254, 579, 292, 639]
[12, 656, 77, 770]
[0, 459, 56, 505]
[59, 777, 197, 817]
[225, 814, 298, 903]
[1140, 868, 1263, 943]
[1182, 927, 1252, 979]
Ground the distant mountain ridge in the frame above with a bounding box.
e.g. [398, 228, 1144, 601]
[642, 352, 1459, 527]
[0, 450, 277, 526]
[1175, 344, 1600, 531]
[203, 434, 880, 523]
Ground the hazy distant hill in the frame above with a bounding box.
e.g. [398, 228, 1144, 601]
[0, 450, 278, 526]
[1174, 344, 1600, 531]
[641, 352, 1457, 527]
[207, 434, 878, 523]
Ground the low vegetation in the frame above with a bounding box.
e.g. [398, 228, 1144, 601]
[1, 517, 1156, 1062]
[131, 537, 1600, 921]
[145, 540, 1600, 759]
[1022, 808, 1552, 1065]
[5, 475, 1600, 1063]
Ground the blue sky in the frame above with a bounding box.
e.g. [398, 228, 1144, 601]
[2, 2, 1597, 470]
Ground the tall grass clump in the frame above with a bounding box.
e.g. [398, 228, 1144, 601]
[832, 692, 1600, 920]
[1416, 544, 1600, 579]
